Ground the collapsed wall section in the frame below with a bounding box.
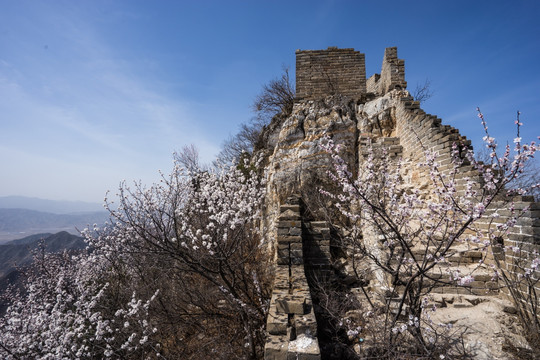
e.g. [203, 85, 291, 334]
[296, 47, 366, 100]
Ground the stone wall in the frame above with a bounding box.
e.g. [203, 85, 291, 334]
[296, 47, 366, 100]
[367, 47, 406, 96]
[478, 199, 540, 303]
[380, 81, 540, 304]
[265, 196, 320, 360]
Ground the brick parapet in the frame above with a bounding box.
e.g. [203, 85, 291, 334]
[394, 92, 540, 306]
[475, 200, 540, 308]
[380, 47, 406, 94]
[366, 73, 380, 94]
[394, 96, 472, 180]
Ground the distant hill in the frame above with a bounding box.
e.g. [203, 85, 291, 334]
[5, 233, 53, 245]
[0, 231, 86, 280]
[0, 208, 109, 243]
[0, 196, 104, 214]
[0, 231, 86, 314]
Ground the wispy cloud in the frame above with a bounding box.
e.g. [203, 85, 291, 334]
[0, 2, 219, 202]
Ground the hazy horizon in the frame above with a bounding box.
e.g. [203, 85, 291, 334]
[0, 195, 103, 208]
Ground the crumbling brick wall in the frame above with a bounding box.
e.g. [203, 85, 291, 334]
[393, 91, 540, 305]
[367, 47, 407, 96]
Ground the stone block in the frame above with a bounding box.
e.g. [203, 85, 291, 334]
[295, 310, 318, 337]
[453, 287, 474, 295]
[267, 305, 288, 335]
[287, 335, 321, 360]
[265, 335, 288, 360]
[277, 247, 289, 261]
[310, 221, 327, 228]
[276, 295, 307, 315]
[289, 227, 302, 236]
[285, 196, 301, 205]
[280, 210, 301, 220]
[278, 243, 289, 250]
[278, 220, 300, 228]
[277, 227, 290, 235]
[472, 274, 492, 282]
[470, 288, 492, 296]
[294, 287, 312, 298]
[319, 240, 331, 247]
[278, 236, 303, 244]
[470, 281, 485, 289]
[453, 302, 473, 308]
[277, 258, 289, 265]
[281, 204, 300, 213]
[319, 228, 331, 237]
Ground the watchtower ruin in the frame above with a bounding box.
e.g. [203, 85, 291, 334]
[295, 47, 366, 100]
[295, 46, 407, 100]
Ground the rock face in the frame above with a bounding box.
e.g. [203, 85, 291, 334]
[262, 92, 407, 247]
[266, 96, 358, 199]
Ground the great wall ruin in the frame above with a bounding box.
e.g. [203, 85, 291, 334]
[261, 47, 540, 359]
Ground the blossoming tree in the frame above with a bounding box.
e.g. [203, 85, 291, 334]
[0, 155, 271, 359]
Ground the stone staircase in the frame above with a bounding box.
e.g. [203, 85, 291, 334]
[264, 194, 504, 359]
[264, 196, 320, 360]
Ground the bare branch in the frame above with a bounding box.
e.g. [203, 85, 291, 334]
[412, 78, 433, 104]
[252, 66, 295, 123]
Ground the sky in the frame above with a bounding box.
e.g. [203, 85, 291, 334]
[0, 0, 539, 203]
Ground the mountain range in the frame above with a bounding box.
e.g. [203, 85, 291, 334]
[0, 231, 86, 278]
[0, 196, 109, 243]
[0, 196, 105, 214]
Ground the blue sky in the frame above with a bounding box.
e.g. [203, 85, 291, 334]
[0, 0, 539, 203]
